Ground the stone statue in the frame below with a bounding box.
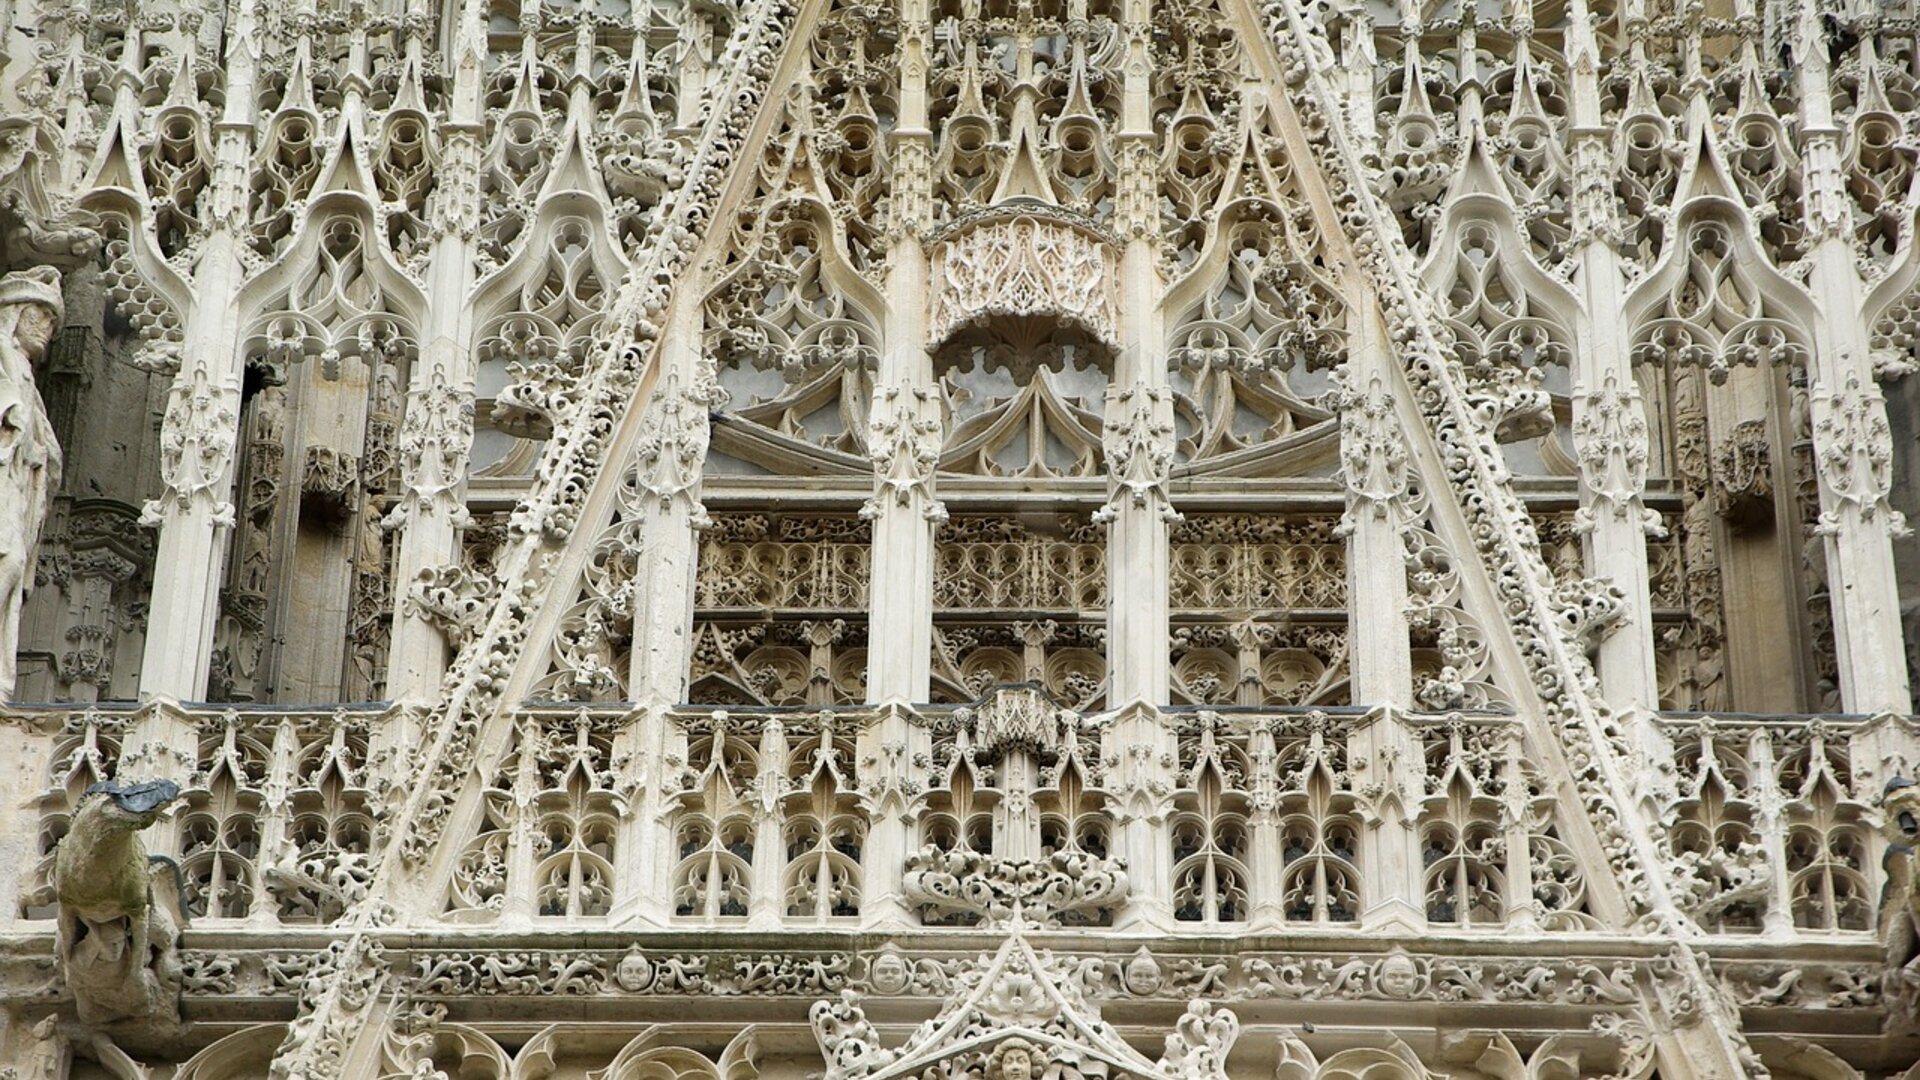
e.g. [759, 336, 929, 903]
[53, 779, 186, 1031]
[14, 1014, 69, 1080]
[0, 265, 63, 699]
[1881, 776, 1920, 1030]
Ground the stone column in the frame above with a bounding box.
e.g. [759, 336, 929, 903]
[384, 29, 484, 705]
[618, 296, 715, 927]
[1095, 0, 1177, 929]
[857, 0, 936, 930]
[138, 4, 261, 705]
[1791, 10, 1912, 715]
[1338, 304, 1421, 932]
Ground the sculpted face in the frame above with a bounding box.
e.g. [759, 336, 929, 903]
[10, 302, 56, 359]
[1000, 1048, 1031, 1080]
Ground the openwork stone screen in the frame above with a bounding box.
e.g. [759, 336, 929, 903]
[1, 0, 1919, 1076]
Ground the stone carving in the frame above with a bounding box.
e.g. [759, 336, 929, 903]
[928, 211, 1120, 351]
[53, 779, 185, 1030]
[388, 363, 474, 526]
[1812, 374, 1908, 537]
[0, 0, 1911, 1070]
[406, 564, 500, 651]
[0, 266, 63, 698]
[1096, 382, 1178, 524]
[1572, 375, 1665, 538]
[864, 385, 945, 521]
[1333, 372, 1409, 531]
[1711, 419, 1773, 530]
[902, 847, 1129, 929]
[811, 931, 1236, 1080]
[142, 365, 240, 529]
[299, 445, 360, 523]
[1881, 776, 1920, 1029]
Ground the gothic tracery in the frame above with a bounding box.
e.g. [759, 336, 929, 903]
[2, 0, 1920, 1077]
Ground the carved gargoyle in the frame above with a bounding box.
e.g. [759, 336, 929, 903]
[1880, 775, 1920, 1031]
[53, 779, 187, 1031]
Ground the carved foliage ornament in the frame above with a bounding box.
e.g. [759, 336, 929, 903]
[864, 384, 945, 522]
[1571, 374, 1665, 538]
[1812, 374, 1909, 538]
[1096, 382, 1179, 524]
[903, 847, 1130, 929]
[812, 932, 1237, 1080]
[142, 365, 241, 529]
[929, 211, 1120, 351]
[1331, 373, 1408, 534]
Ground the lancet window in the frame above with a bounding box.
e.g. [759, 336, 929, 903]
[272, 719, 374, 925]
[667, 715, 763, 921]
[1270, 714, 1361, 924]
[781, 720, 864, 920]
[1417, 723, 1507, 927]
[1776, 729, 1872, 933]
[1660, 719, 1878, 937]
[1667, 728, 1766, 934]
[449, 712, 625, 919]
[1170, 714, 1253, 923]
[176, 721, 271, 920]
[1414, 718, 1599, 931]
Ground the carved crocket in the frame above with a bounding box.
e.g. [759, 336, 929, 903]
[53, 779, 186, 1030]
[1880, 775, 1920, 1030]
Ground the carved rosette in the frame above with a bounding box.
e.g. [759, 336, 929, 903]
[928, 208, 1120, 351]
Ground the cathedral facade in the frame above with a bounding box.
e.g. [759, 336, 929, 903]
[2, 0, 1920, 1076]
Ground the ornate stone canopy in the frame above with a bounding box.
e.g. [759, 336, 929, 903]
[928, 204, 1120, 354]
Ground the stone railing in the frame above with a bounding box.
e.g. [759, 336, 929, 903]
[1, 700, 1905, 941]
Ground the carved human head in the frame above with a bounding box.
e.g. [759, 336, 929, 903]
[0, 266, 64, 360]
[987, 1038, 1039, 1080]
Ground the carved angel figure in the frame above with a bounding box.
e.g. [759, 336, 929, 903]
[0, 265, 63, 698]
